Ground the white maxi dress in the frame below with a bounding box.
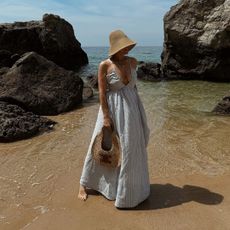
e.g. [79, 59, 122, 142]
[80, 59, 150, 208]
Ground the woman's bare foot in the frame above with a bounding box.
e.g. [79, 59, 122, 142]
[78, 184, 88, 201]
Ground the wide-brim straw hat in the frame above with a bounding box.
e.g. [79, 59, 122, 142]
[109, 30, 136, 57]
[92, 126, 121, 168]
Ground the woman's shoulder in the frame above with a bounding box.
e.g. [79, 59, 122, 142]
[98, 59, 114, 78]
[98, 59, 112, 71]
[99, 58, 112, 67]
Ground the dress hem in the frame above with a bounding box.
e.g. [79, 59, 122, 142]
[80, 180, 116, 201]
[80, 179, 150, 209]
[114, 191, 150, 209]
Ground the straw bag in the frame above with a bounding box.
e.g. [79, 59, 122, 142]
[92, 126, 121, 168]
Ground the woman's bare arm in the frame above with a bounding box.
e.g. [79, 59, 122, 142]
[98, 61, 113, 128]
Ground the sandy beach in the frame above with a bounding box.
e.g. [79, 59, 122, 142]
[4, 170, 230, 230]
[0, 81, 230, 230]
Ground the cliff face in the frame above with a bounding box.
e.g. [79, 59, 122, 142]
[0, 14, 88, 70]
[161, 0, 230, 81]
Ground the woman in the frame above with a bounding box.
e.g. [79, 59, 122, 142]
[78, 30, 150, 208]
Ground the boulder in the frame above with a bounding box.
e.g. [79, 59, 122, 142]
[83, 84, 94, 100]
[86, 74, 98, 89]
[137, 62, 162, 81]
[0, 50, 20, 68]
[0, 67, 9, 76]
[0, 52, 83, 115]
[212, 93, 230, 114]
[161, 0, 230, 81]
[0, 100, 56, 142]
[0, 13, 88, 70]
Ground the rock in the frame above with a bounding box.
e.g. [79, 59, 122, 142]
[161, 0, 230, 81]
[0, 101, 56, 142]
[137, 61, 145, 65]
[0, 50, 12, 67]
[0, 50, 20, 68]
[11, 53, 21, 64]
[137, 62, 162, 81]
[86, 74, 98, 88]
[0, 67, 9, 76]
[83, 84, 94, 100]
[0, 13, 88, 70]
[212, 93, 230, 115]
[0, 52, 83, 115]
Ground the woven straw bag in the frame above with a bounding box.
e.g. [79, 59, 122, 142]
[92, 126, 121, 168]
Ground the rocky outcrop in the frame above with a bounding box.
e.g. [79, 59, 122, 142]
[0, 101, 56, 142]
[212, 93, 230, 114]
[161, 0, 230, 81]
[86, 74, 98, 89]
[0, 52, 83, 115]
[0, 50, 20, 68]
[137, 62, 162, 81]
[83, 83, 94, 100]
[0, 14, 88, 70]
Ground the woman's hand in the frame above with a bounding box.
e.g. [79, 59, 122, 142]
[103, 116, 113, 130]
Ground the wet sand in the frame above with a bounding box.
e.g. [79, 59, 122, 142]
[5, 171, 230, 230]
[0, 81, 230, 230]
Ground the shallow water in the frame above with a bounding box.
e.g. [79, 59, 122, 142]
[0, 79, 229, 229]
[139, 80, 230, 177]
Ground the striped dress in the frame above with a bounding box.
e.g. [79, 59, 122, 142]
[79, 58, 150, 208]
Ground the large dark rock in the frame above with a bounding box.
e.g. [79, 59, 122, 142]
[137, 62, 162, 81]
[0, 101, 56, 142]
[212, 93, 230, 115]
[0, 50, 20, 68]
[161, 0, 230, 81]
[0, 13, 88, 70]
[0, 52, 83, 115]
[0, 50, 13, 67]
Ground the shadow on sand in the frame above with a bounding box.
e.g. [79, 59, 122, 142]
[115, 183, 224, 211]
[86, 183, 224, 211]
[86, 183, 223, 210]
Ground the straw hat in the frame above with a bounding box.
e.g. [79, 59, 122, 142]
[92, 126, 121, 168]
[109, 30, 136, 57]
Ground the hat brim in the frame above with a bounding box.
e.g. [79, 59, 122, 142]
[109, 42, 136, 57]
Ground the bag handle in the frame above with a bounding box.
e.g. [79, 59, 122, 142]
[101, 126, 113, 151]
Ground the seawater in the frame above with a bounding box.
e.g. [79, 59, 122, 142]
[79, 46, 162, 76]
[0, 46, 229, 229]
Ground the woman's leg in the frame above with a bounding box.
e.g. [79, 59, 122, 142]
[78, 184, 88, 201]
